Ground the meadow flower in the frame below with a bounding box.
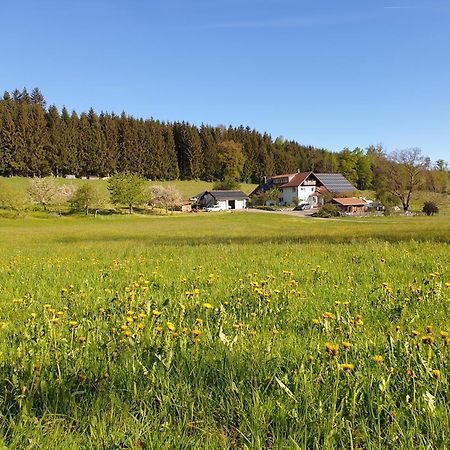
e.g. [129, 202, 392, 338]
[322, 312, 335, 320]
[136, 322, 144, 330]
[123, 329, 132, 337]
[411, 330, 419, 337]
[342, 341, 352, 350]
[155, 325, 163, 333]
[325, 342, 339, 356]
[440, 331, 448, 339]
[69, 320, 78, 328]
[311, 319, 320, 327]
[203, 303, 213, 309]
[167, 322, 176, 331]
[51, 317, 60, 325]
[79, 335, 86, 344]
[425, 325, 433, 334]
[195, 318, 203, 324]
[152, 310, 161, 317]
[372, 355, 384, 364]
[30, 312, 37, 319]
[431, 369, 441, 380]
[338, 363, 355, 371]
[421, 335, 434, 344]
[192, 329, 202, 336]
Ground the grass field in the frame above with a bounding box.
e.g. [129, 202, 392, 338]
[0, 212, 449, 449]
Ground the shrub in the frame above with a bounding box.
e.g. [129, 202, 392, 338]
[317, 204, 340, 218]
[422, 201, 439, 216]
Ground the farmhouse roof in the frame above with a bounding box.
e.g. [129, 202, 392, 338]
[332, 197, 366, 206]
[279, 172, 312, 188]
[314, 173, 356, 193]
[192, 190, 248, 201]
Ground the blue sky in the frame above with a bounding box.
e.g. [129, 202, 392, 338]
[2, 0, 449, 162]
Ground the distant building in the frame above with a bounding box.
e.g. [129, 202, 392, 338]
[191, 190, 248, 210]
[332, 197, 367, 214]
[251, 171, 356, 208]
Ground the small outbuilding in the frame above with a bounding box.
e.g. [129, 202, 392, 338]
[332, 197, 367, 214]
[192, 190, 248, 210]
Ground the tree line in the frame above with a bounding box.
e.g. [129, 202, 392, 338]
[0, 88, 449, 193]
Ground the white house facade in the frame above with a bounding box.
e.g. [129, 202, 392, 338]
[253, 172, 356, 208]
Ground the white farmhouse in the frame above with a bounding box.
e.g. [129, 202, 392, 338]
[192, 190, 248, 210]
[253, 172, 356, 208]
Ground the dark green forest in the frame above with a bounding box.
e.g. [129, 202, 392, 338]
[0, 88, 447, 191]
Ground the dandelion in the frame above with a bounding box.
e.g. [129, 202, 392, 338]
[322, 312, 335, 320]
[338, 363, 355, 371]
[167, 322, 176, 331]
[69, 320, 78, 328]
[44, 304, 52, 310]
[126, 316, 134, 324]
[51, 317, 60, 325]
[195, 318, 203, 324]
[123, 329, 132, 337]
[372, 355, 384, 364]
[79, 335, 86, 344]
[203, 303, 213, 310]
[425, 325, 433, 334]
[155, 325, 163, 333]
[152, 310, 161, 317]
[421, 335, 435, 344]
[136, 322, 144, 330]
[311, 319, 320, 327]
[342, 341, 352, 350]
[431, 369, 441, 380]
[440, 331, 448, 339]
[30, 312, 37, 319]
[272, 327, 279, 336]
[325, 342, 339, 356]
[192, 329, 202, 336]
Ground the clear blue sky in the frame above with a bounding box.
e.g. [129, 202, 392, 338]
[2, 0, 449, 162]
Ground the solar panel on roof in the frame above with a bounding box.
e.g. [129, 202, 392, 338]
[314, 173, 356, 192]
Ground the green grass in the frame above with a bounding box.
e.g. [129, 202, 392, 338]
[0, 212, 449, 449]
[0, 176, 257, 200]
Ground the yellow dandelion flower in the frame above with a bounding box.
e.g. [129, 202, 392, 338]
[272, 327, 280, 336]
[167, 322, 176, 331]
[120, 324, 128, 331]
[152, 310, 161, 317]
[69, 321, 78, 328]
[155, 325, 163, 333]
[312, 319, 320, 326]
[195, 318, 203, 324]
[440, 331, 448, 339]
[51, 317, 60, 325]
[325, 342, 339, 356]
[322, 312, 335, 320]
[30, 312, 37, 319]
[44, 304, 52, 309]
[126, 316, 134, 324]
[79, 335, 86, 344]
[123, 329, 132, 337]
[136, 322, 144, 330]
[425, 325, 433, 334]
[372, 355, 384, 364]
[338, 363, 355, 371]
[192, 329, 202, 336]
[203, 303, 213, 310]
[411, 330, 419, 337]
[342, 341, 352, 350]
[431, 369, 441, 380]
[421, 335, 434, 344]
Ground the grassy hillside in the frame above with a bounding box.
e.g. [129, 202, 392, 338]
[0, 213, 449, 448]
[0, 176, 258, 200]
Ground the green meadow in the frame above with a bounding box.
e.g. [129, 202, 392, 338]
[0, 212, 449, 449]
